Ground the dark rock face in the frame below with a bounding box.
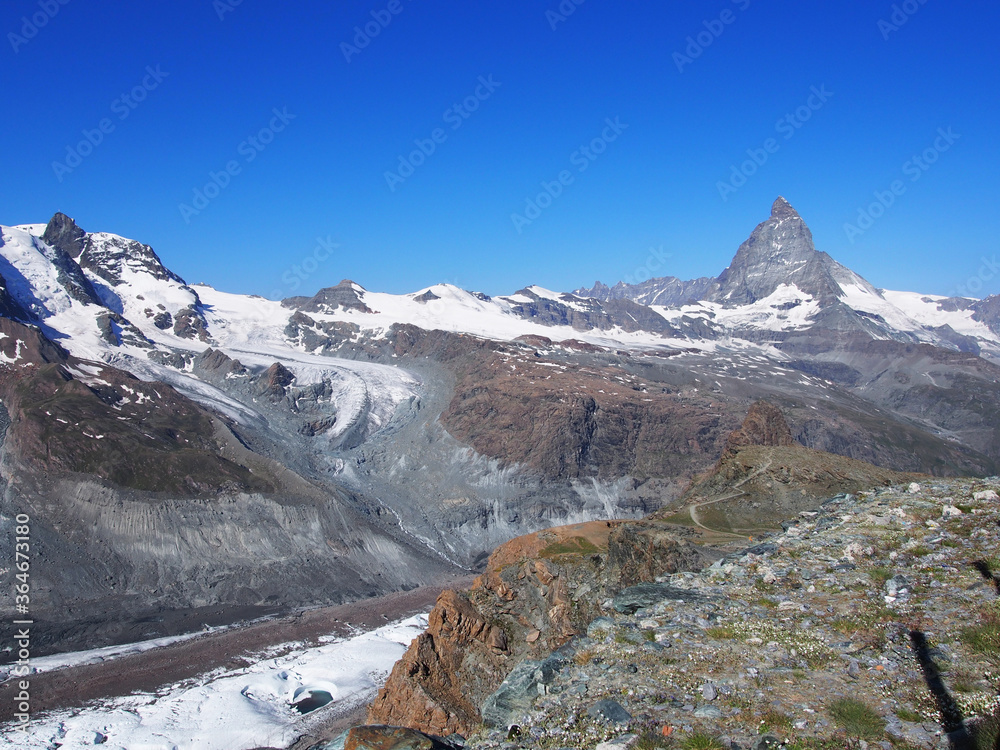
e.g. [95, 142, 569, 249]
[575, 275, 718, 308]
[296, 280, 376, 314]
[414, 290, 441, 304]
[197, 348, 247, 376]
[710, 197, 846, 307]
[172, 305, 211, 342]
[440, 344, 734, 481]
[0, 269, 30, 321]
[257, 362, 295, 399]
[972, 294, 1000, 337]
[502, 287, 681, 336]
[39, 213, 104, 307]
[41, 212, 87, 259]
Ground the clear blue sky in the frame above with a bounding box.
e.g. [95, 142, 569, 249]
[2, 0, 998, 299]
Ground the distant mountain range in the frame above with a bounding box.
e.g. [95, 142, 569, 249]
[4, 197, 1000, 654]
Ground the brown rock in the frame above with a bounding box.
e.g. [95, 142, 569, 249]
[366, 590, 508, 736]
[723, 400, 794, 459]
[607, 521, 710, 587]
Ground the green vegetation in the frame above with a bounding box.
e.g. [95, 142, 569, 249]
[960, 607, 1000, 655]
[973, 716, 999, 750]
[760, 708, 794, 732]
[869, 566, 894, 586]
[895, 707, 922, 723]
[539, 536, 601, 558]
[828, 697, 887, 739]
[634, 729, 674, 749]
[705, 625, 737, 640]
[680, 733, 725, 750]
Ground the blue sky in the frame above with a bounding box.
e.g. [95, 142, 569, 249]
[2, 0, 998, 299]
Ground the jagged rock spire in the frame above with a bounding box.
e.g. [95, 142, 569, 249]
[42, 212, 87, 259]
[771, 196, 799, 219]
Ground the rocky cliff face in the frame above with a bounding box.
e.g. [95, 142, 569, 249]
[366, 518, 712, 736]
[721, 399, 794, 459]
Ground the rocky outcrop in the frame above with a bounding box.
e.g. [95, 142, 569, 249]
[39, 213, 105, 307]
[722, 399, 794, 459]
[440, 344, 738, 481]
[41, 211, 87, 259]
[606, 520, 709, 587]
[367, 519, 711, 736]
[344, 726, 463, 750]
[172, 304, 211, 342]
[256, 361, 295, 399]
[0, 269, 31, 321]
[294, 279, 376, 314]
[366, 590, 510, 736]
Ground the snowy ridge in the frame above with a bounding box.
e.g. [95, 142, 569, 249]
[6, 208, 1000, 402]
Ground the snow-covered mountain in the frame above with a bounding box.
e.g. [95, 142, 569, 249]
[4, 199, 1000, 660]
[576, 197, 1000, 358]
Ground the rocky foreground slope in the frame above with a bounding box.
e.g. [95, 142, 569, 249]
[337, 477, 1000, 750]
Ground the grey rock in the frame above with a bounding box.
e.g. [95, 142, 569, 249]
[481, 660, 543, 727]
[848, 658, 861, 678]
[586, 699, 632, 724]
[613, 583, 707, 614]
[694, 705, 724, 719]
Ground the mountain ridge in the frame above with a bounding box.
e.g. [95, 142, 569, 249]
[5, 199, 1000, 658]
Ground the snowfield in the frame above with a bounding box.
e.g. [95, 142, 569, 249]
[2, 615, 427, 750]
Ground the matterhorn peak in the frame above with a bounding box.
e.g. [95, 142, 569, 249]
[770, 196, 799, 220]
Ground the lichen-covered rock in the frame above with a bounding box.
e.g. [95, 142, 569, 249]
[344, 725, 461, 750]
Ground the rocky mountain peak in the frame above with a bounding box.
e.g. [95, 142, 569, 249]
[42, 212, 87, 259]
[770, 195, 799, 219]
[79, 233, 186, 288]
[296, 279, 376, 314]
[710, 198, 845, 307]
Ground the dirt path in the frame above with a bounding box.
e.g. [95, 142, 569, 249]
[0, 577, 474, 724]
